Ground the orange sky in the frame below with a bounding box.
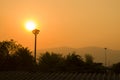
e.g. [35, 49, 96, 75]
[0, 0, 120, 50]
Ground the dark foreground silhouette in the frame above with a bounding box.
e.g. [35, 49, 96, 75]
[0, 40, 120, 73]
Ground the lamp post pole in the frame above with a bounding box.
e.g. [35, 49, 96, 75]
[32, 29, 40, 62]
[104, 48, 107, 66]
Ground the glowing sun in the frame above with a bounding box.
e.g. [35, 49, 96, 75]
[25, 21, 36, 31]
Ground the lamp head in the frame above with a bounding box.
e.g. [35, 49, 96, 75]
[32, 29, 40, 35]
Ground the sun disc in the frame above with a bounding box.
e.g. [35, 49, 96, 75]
[26, 21, 36, 31]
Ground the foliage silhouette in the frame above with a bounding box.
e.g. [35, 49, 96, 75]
[0, 40, 19, 70]
[0, 40, 35, 71]
[64, 52, 85, 72]
[0, 39, 117, 73]
[11, 47, 35, 71]
[38, 52, 64, 72]
[83, 54, 105, 72]
[84, 54, 94, 64]
[111, 62, 120, 73]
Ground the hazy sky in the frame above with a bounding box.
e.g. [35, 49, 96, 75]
[0, 0, 120, 50]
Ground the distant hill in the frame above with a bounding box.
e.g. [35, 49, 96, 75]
[37, 47, 120, 66]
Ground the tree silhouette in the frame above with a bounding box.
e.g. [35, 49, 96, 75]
[38, 52, 106, 72]
[64, 52, 85, 72]
[111, 62, 120, 73]
[0, 40, 35, 71]
[0, 39, 109, 72]
[84, 54, 105, 73]
[0, 39, 21, 55]
[11, 47, 35, 71]
[38, 52, 64, 72]
[84, 54, 94, 64]
[0, 39, 19, 70]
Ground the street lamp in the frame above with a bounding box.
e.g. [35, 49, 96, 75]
[32, 29, 40, 62]
[104, 48, 107, 66]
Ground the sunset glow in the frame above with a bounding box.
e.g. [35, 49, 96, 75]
[0, 0, 120, 50]
[25, 21, 36, 31]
